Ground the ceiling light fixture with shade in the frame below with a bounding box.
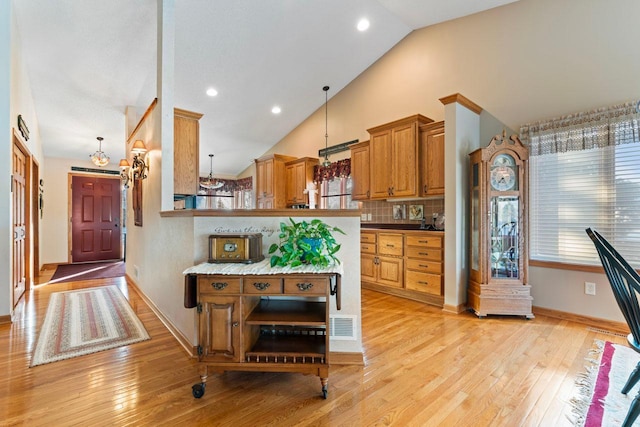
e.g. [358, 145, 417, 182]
[90, 136, 110, 167]
[200, 153, 224, 190]
[322, 85, 331, 167]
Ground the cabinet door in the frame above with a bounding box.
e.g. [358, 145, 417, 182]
[369, 131, 392, 199]
[378, 233, 403, 257]
[377, 256, 403, 288]
[262, 158, 274, 197]
[361, 253, 377, 283]
[174, 109, 202, 195]
[420, 122, 445, 196]
[391, 123, 417, 197]
[198, 296, 241, 363]
[350, 142, 370, 200]
[285, 163, 296, 205]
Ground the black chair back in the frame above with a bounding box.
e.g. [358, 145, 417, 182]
[586, 228, 640, 348]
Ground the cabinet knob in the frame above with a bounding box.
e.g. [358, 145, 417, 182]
[252, 282, 270, 291]
[211, 282, 229, 290]
[232, 322, 239, 327]
[366, 190, 370, 198]
[424, 185, 427, 193]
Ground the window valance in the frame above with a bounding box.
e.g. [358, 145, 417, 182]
[520, 101, 640, 156]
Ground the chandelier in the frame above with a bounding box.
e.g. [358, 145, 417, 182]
[200, 154, 223, 190]
[322, 86, 331, 167]
[90, 136, 110, 167]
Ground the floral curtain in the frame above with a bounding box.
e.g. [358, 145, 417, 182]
[519, 101, 640, 156]
[313, 158, 351, 183]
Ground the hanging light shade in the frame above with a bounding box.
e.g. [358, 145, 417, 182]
[90, 136, 110, 167]
[200, 153, 224, 190]
[322, 85, 331, 167]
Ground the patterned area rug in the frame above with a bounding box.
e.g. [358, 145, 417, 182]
[571, 340, 640, 426]
[30, 286, 150, 367]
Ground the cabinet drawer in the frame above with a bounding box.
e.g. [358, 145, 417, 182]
[284, 277, 329, 295]
[405, 234, 442, 248]
[405, 270, 442, 295]
[198, 277, 242, 294]
[378, 233, 403, 257]
[361, 242, 376, 254]
[406, 258, 442, 274]
[361, 231, 376, 244]
[406, 246, 442, 261]
[244, 277, 283, 294]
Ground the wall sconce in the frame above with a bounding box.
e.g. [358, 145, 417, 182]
[119, 139, 149, 188]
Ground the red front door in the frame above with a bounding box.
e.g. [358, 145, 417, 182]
[71, 175, 121, 262]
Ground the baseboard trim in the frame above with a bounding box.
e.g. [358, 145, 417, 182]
[41, 262, 63, 271]
[442, 303, 467, 314]
[125, 274, 197, 358]
[330, 351, 365, 366]
[532, 305, 629, 335]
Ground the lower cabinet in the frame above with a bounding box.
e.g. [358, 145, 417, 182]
[189, 271, 339, 400]
[360, 228, 444, 306]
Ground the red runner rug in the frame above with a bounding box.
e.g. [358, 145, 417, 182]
[49, 261, 125, 284]
[572, 340, 640, 426]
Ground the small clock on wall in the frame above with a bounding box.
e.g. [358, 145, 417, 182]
[468, 130, 533, 319]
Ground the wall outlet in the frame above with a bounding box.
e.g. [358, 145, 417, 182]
[367, 213, 372, 221]
[361, 213, 367, 221]
[585, 281, 596, 295]
[134, 265, 140, 280]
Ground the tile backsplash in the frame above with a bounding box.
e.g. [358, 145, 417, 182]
[359, 198, 444, 225]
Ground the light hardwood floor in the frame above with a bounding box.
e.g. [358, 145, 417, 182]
[0, 267, 627, 426]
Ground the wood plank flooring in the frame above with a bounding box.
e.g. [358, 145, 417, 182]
[0, 267, 627, 426]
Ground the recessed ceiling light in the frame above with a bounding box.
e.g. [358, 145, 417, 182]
[206, 88, 218, 97]
[272, 106, 281, 114]
[357, 18, 370, 32]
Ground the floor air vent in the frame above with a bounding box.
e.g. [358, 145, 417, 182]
[329, 315, 356, 340]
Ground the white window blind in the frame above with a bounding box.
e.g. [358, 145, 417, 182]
[530, 141, 640, 267]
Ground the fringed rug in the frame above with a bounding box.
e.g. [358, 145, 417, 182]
[571, 340, 640, 426]
[30, 286, 150, 367]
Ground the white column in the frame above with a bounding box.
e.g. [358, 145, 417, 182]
[158, 0, 175, 212]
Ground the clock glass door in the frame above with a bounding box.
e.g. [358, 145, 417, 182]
[490, 196, 519, 279]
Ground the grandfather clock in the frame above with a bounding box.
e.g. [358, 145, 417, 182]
[468, 130, 533, 319]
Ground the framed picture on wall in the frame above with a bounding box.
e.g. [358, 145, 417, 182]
[133, 178, 143, 226]
[409, 204, 423, 221]
[393, 204, 405, 220]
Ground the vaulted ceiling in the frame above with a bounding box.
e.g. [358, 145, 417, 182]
[12, 0, 518, 176]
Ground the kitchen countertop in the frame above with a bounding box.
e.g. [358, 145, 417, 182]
[361, 223, 444, 232]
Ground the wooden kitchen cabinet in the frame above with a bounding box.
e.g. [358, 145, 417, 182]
[350, 140, 370, 200]
[255, 154, 296, 209]
[367, 115, 432, 199]
[285, 157, 318, 206]
[174, 108, 203, 195]
[419, 121, 445, 197]
[186, 264, 342, 399]
[360, 228, 444, 306]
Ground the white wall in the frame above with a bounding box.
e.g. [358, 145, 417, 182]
[1, 1, 11, 316]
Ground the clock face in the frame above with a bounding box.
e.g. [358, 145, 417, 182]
[490, 154, 516, 191]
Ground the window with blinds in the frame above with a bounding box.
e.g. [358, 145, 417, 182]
[529, 141, 640, 268]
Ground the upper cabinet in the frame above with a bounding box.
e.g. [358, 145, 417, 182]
[174, 108, 203, 195]
[419, 121, 445, 197]
[367, 114, 433, 199]
[255, 154, 296, 209]
[285, 157, 318, 207]
[350, 141, 370, 200]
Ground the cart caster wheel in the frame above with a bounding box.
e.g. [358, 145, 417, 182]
[322, 386, 328, 399]
[192, 383, 205, 398]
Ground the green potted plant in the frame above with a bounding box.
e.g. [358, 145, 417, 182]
[268, 218, 346, 268]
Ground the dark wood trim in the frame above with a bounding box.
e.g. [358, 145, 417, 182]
[533, 305, 629, 335]
[366, 114, 433, 134]
[161, 208, 362, 218]
[0, 315, 11, 325]
[439, 93, 483, 115]
[529, 259, 607, 274]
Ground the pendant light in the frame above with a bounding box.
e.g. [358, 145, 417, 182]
[90, 136, 110, 167]
[200, 153, 224, 189]
[322, 85, 331, 167]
